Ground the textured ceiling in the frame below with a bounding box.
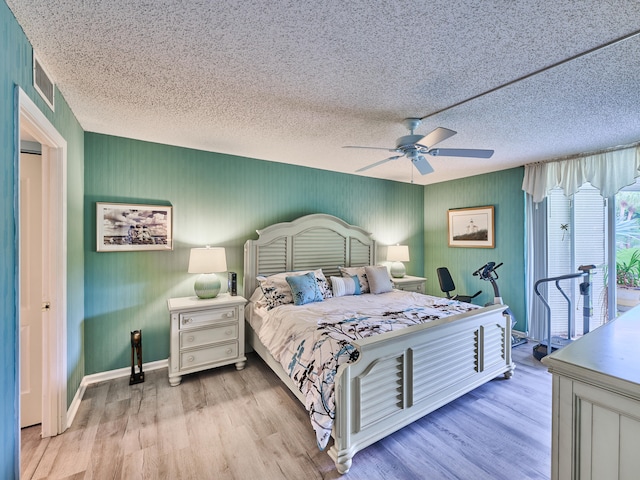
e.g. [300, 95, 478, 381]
[8, 0, 640, 185]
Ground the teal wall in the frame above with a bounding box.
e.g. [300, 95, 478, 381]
[2, 1, 528, 475]
[424, 168, 527, 331]
[0, 1, 85, 477]
[84, 133, 425, 374]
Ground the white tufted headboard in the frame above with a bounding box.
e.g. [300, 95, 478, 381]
[243, 214, 376, 299]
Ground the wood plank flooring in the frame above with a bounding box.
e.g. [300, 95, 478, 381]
[21, 343, 551, 479]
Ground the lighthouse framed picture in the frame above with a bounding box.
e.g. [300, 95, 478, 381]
[447, 206, 494, 248]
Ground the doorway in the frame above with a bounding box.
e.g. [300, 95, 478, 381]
[17, 87, 68, 440]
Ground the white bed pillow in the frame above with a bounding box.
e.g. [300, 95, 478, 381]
[330, 275, 361, 297]
[339, 266, 370, 293]
[249, 286, 268, 309]
[364, 265, 393, 294]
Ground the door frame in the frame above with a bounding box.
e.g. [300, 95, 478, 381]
[17, 87, 68, 437]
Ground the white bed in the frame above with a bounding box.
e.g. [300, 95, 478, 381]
[243, 214, 514, 474]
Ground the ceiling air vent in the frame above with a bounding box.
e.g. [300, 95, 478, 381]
[33, 53, 55, 111]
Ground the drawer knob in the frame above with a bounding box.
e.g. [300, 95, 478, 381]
[225, 329, 233, 335]
[225, 312, 233, 318]
[187, 355, 195, 363]
[225, 348, 233, 355]
[182, 317, 192, 325]
[187, 335, 195, 342]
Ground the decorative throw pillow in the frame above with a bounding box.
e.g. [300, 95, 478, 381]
[364, 266, 393, 294]
[339, 266, 370, 293]
[365, 265, 393, 294]
[286, 272, 324, 306]
[314, 269, 333, 300]
[258, 269, 329, 309]
[330, 275, 361, 297]
[258, 270, 310, 309]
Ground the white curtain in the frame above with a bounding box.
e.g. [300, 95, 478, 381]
[523, 145, 640, 341]
[525, 195, 548, 341]
[522, 145, 640, 203]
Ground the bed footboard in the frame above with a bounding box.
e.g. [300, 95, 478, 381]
[328, 303, 514, 474]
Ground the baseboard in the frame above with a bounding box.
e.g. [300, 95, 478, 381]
[66, 358, 168, 429]
[66, 381, 86, 429]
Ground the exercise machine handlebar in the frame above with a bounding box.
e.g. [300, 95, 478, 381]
[533, 264, 596, 358]
[473, 261, 503, 280]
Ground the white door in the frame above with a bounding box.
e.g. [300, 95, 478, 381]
[20, 152, 44, 428]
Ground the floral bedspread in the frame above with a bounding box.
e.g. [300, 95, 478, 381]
[254, 290, 479, 450]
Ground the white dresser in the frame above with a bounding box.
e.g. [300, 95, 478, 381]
[391, 275, 426, 293]
[167, 294, 247, 386]
[542, 309, 640, 480]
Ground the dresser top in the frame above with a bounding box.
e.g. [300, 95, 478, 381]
[542, 307, 640, 388]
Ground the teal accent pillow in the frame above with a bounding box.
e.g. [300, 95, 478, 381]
[286, 272, 324, 306]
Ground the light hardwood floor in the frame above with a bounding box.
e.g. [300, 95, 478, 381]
[21, 343, 551, 480]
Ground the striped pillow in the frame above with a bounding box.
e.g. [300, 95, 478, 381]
[330, 275, 361, 297]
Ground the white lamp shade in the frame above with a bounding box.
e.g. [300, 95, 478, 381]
[387, 245, 410, 262]
[188, 246, 227, 273]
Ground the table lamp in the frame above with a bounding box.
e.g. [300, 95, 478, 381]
[387, 245, 410, 278]
[188, 246, 227, 299]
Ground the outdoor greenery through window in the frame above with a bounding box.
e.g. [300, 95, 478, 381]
[615, 182, 640, 313]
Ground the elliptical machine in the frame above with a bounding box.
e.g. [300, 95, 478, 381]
[472, 262, 526, 347]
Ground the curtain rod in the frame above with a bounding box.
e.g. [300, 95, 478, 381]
[421, 28, 640, 121]
[525, 141, 640, 167]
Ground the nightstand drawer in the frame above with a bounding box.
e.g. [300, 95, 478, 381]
[168, 294, 247, 386]
[405, 283, 423, 293]
[391, 275, 426, 293]
[180, 341, 238, 369]
[180, 323, 238, 349]
[179, 307, 237, 329]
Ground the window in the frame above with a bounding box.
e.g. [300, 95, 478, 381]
[544, 184, 607, 340]
[614, 180, 640, 313]
[524, 145, 640, 344]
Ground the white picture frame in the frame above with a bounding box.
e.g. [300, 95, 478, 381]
[96, 202, 173, 252]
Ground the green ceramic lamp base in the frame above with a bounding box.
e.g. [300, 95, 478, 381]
[194, 273, 221, 299]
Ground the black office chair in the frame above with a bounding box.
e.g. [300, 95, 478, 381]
[436, 267, 481, 303]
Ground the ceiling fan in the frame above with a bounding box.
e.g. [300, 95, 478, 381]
[344, 118, 494, 175]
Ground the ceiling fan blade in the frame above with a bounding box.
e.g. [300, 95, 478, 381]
[343, 145, 397, 152]
[415, 127, 457, 148]
[356, 155, 402, 172]
[411, 155, 434, 175]
[428, 148, 494, 158]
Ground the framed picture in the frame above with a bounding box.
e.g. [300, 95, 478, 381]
[448, 206, 494, 248]
[96, 202, 173, 252]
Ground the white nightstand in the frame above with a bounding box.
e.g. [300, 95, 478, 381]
[167, 294, 247, 386]
[391, 275, 427, 293]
